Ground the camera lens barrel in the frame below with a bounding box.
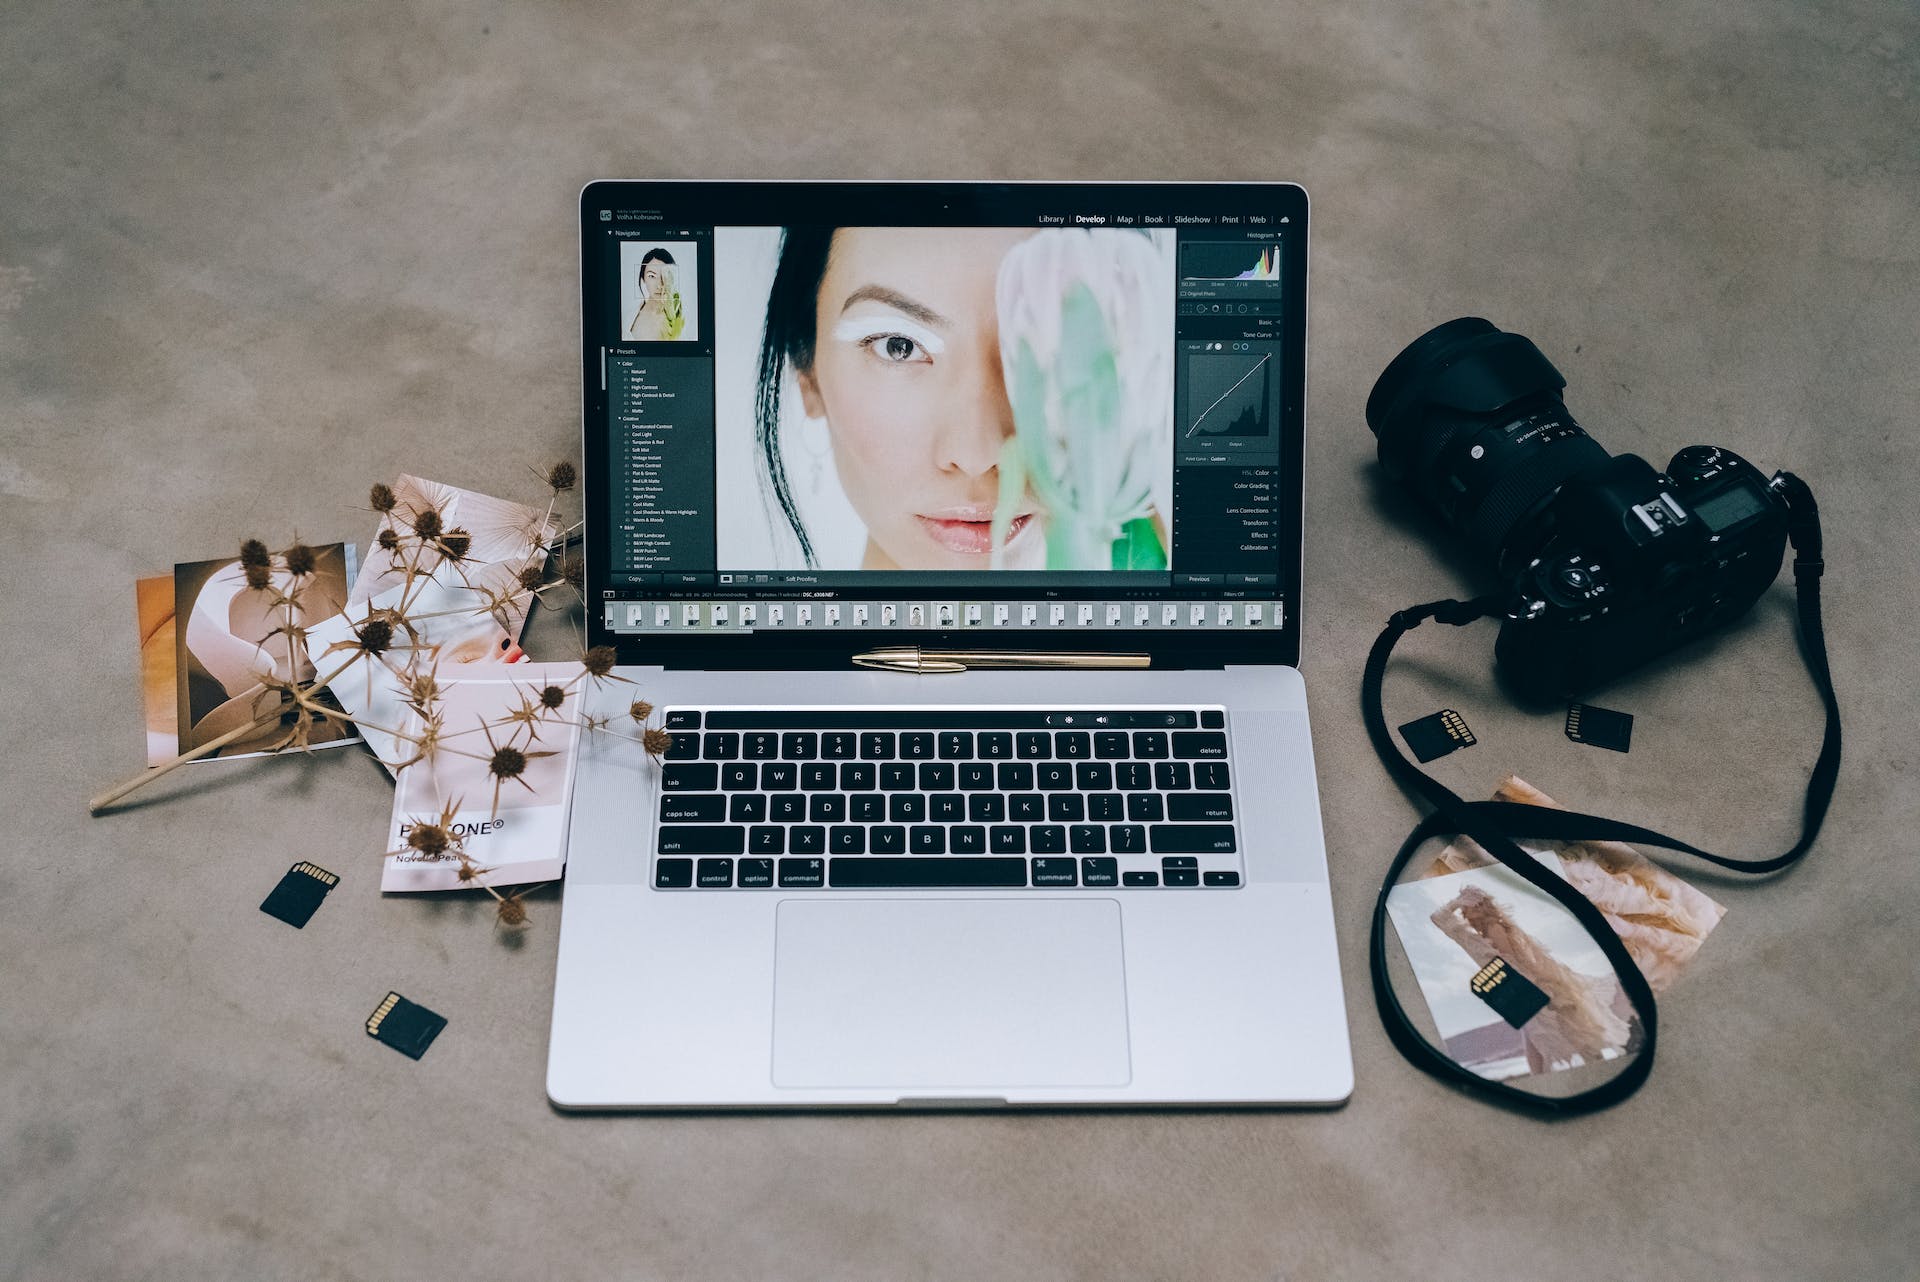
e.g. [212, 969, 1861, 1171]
[1368, 318, 1611, 570]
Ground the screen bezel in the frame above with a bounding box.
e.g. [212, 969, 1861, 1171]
[580, 179, 1309, 671]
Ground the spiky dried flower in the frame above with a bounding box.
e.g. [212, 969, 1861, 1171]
[407, 822, 451, 857]
[642, 727, 673, 759]
[454, 857, 492, 884]
[370, 482, 397, 512]
[412, 507, 443, 539]
[282, 541, 317, 577]
[499, 691, 547, 741]
[495, 893, 529, 927]
[407, 669, 442, 710]
[547, 461, 577, 492]
[243, 562, 273, 590]
[376, 527, 400, 552]
[489, 744, 528, 782]
[438, 528, 472, 562]
[516, 563, 546, 593]
[239, 538, 272, 568]
[540, 684, 567, 711]
[560, 553, 585, 592]
[582, 646, 618, 679]
[360, 619, 394, 654]
[628, 699, 653, 724]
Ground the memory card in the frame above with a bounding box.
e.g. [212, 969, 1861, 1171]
[1469, 957, 1551, 1029]
[365, 992, 447, 1061]
[1397, 709, 1476, 763]
[1566, 702, 1633, 753]
[259, 861, 339, 928]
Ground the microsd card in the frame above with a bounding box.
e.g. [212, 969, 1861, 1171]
[1469, 957, 1551, 1029]
[259, 861, 339, 928]
[1397, 709, 1476, 763]
[365, 992, 447, 1061]
[1566, 702, 1633, 753]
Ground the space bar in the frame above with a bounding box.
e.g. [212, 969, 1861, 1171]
[828, 858, 1028, 888]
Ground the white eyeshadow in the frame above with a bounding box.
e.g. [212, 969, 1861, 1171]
[831, 313, 946, 355]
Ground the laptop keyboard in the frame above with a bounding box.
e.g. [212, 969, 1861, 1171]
[651, 708, 1243, 892]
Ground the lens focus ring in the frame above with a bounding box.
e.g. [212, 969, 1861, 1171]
[1463, 432, 1611, 564]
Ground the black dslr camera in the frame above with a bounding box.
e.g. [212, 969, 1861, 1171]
[1366, 318, 1794, 702]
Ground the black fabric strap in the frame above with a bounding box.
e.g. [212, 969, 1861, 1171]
[1361, 472, 1839, 1115]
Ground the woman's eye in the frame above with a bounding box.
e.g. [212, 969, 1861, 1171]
[865, 333, 927, 364]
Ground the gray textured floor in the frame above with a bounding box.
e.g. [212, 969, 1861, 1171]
[5, 2, 1918, 1278]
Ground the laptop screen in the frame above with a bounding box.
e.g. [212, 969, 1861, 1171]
[580, 181, 1307, 666]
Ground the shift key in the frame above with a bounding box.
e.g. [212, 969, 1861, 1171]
[1148, 824, 1236, 854]
[657, 825, 746, 855]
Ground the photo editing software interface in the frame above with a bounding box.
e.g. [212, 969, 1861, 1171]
[587, 191, 1301, 637]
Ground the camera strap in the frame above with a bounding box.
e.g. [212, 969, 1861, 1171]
[1360, 471, 1838, 1115]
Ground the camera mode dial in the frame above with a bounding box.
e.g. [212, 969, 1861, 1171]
[1529, 552, 1609, 620]
[1669, 445, 1731, 485]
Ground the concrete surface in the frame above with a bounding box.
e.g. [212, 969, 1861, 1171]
[4, 1, 1917, 1278]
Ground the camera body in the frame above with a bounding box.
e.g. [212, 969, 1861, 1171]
[1367, 318, 1793, 702]
[1494, 446, 1789, 700]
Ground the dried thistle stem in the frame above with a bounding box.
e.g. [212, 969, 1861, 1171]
[89, 651, 370, 813]
[88, 706, 292, 813]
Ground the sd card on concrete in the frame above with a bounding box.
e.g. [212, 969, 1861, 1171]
[366, 992, 447, 1061]
[259, 862, 338, 929]
[1566, 702, 1633, 753]
[1398, 709, 1477, 763]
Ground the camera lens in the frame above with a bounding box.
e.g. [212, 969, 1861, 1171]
[1366, 318, 1611, 572]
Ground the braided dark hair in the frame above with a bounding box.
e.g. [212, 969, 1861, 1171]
[753, 228, 835, 568]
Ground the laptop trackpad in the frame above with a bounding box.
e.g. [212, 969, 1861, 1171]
[772, 898, 1132, 1090]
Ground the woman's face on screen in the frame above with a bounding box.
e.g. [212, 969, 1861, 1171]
[795, 227, 1041, 570]
[640, 258, 669, 301]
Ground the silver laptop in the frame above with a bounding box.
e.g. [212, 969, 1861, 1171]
[548, 180, 1351, 1108]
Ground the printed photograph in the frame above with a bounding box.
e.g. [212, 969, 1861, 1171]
[1386, 855, 1639, 1083]
[1422, 775, 1727, 994]
[350, 473, 552, 664]
[713, 225, 1176, 572]
[171, 544, 358, 758]
[618, 240, 699, 342]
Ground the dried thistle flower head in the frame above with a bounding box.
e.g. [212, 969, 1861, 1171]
[243, 562, 273, 590]
[489, 744, 528, 782]
[642, 727, 673, 759]
[376, 527, 400, 552]
[481, 724, 556, 814]
[495, 893, 529, 927]
[239, 538, 271, 568]
[412, 507, 443, 539]
[540, 684, 567, 711]
[548, 461, 577, 491]
[355, 618, 394, 655]
[454, 857, 493, 884]
[282, 541, 317, 577]
[628, 699, 653, 724]
[370, 482, 397, 512]
[438, 528, 472, 562]
[560, 553, 585, 592]
[517, 563, 546, 593]
[407, 822, 451, 857]
[582, 646, 618, 679]
[407, 669, 442, 709]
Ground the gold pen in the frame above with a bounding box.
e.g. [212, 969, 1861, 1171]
[851, 647, 1151, 674]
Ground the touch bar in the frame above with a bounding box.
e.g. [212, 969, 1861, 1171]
[828, 857, 1029, 887]
[705, 711, 1199, 730]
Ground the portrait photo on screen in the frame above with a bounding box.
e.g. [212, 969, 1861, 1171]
[714, 225, 1175, 573]
[618, 240, 699, 342]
